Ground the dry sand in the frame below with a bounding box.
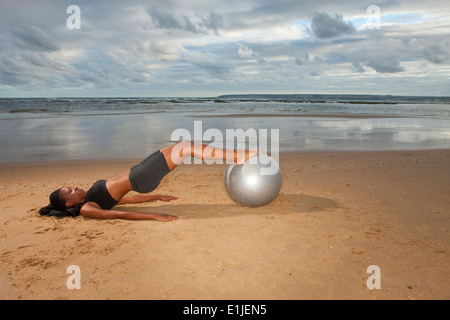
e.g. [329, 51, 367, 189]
[0, 150, 449, 300]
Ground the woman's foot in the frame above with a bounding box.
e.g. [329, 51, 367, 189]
[235, 147, 259, 165]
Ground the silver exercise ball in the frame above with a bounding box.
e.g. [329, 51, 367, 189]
[224, 153, 282, 207]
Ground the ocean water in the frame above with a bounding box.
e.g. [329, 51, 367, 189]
[0, 95, 449, 163]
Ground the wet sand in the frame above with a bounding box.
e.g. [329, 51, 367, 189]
[0, 150, 449, 300]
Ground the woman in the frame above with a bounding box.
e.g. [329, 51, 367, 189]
[39, 141, 258, 221]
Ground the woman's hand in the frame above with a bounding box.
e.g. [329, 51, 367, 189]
[152, 213, 179, 221]
[157, 195, 178, 202]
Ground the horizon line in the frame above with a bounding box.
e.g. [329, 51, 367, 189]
[1, 93, 450, 99]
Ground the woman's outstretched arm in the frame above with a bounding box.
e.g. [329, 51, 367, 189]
[80, 202, 178, 221]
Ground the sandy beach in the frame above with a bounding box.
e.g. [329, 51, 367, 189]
[0, 149, 449, 300]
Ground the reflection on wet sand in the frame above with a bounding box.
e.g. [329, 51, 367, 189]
[0, 112, 449, 163]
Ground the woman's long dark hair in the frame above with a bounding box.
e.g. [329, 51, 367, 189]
[39, 189, 81, 218]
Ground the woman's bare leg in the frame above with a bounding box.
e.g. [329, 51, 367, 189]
[161, 141, 258, 171]
[105, 141, 257, 201]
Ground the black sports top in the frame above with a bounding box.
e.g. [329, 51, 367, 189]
[84, 180, 118, 210]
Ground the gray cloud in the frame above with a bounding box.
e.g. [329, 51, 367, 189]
[424, 43, 449, 64]
[340, 34, 410, 73]
[12, 24, 60, 52]
[0, 50, 80, 90]
[345, 47, 406, 74]
[181, 49, 232, 78]
[309, 12, 355, 40]
[198, 11, 223, 36]
[351, 61, 366, 73]
[146, 5, 223, 35]
[366, 58, 405, 73]
[147, 5, 196, 32]
[294, 53, 310, 66]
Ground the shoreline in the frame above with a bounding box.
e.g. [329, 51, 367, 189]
[0, 149, 449, 300]
[188, 113, 408, 119]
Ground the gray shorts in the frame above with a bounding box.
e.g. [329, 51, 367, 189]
[129, 150, 170, 193]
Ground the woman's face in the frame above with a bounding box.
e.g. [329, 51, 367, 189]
[59, 186, 86, 207]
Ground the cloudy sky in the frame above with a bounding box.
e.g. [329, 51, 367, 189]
[0, 0, 449, 97]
